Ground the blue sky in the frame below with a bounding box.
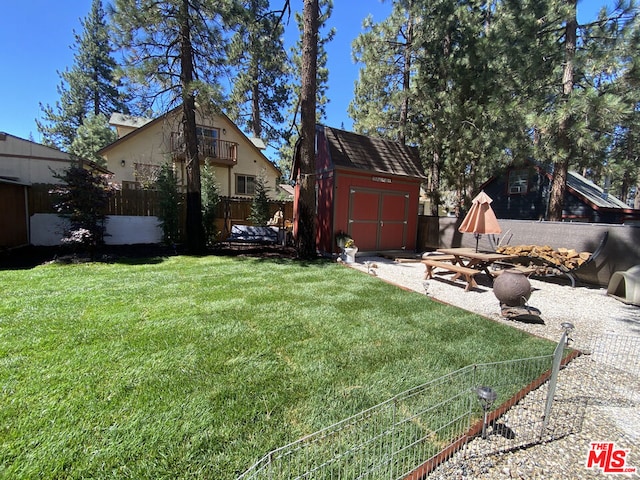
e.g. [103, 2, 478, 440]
[0, 0, 614, 155]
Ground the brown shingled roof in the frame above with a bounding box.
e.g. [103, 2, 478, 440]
[324, 126, 426, 179]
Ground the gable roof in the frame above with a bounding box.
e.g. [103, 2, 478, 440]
[322, 126, 426, 179]
[98, 107, 178, 155]
[98, 106, 280, 175]
[481, 160, 635, 213]
[566, 170, 629, 210]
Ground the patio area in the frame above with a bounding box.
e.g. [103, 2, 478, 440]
[348, 255, 640, 343]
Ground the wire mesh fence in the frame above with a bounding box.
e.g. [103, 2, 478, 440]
[238, 355, 556, 480]
[426, 331, 640, 477]
[237, 331, 639, 480]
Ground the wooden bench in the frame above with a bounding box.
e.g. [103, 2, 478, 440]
[422, 254, 457, 263]
[422, 259, 480, 291]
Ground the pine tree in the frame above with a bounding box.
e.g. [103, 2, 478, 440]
[288, 0, 334, 125]
[37, 0, 128, 151]
[296, 0, 320, 259]
[581, 2, 640, 206]
[201, 166, 221, 245]
[349, 0, 639, 218]
[111, 0, 236, 253]
[247, 170, 270, 226]
[68, 113, 117, 166]
[349, 0, 418, 143]
[226, 0, 290, 146]
[351, 0, 514, 214]
[51, 164, 111, 255]
[527, 0, 638, 220]
[156, 163, 182, 246]
[277, 0, 333, 184]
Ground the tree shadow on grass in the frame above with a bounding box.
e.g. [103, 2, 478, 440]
[0, 244, 173, 270]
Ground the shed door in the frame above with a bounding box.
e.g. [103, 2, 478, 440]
[348, 188, 409, 251]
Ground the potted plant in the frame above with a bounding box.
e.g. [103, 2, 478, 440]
[335, 231, 350, 249]
[343, 238, 358, 263]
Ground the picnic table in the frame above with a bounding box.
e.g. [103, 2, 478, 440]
[422, 248, 518, 291]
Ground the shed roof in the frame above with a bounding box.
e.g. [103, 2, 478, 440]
[323, 126, 426, 179]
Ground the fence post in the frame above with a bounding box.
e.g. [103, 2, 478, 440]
[390, 398, 397, 480]
[541, 322, 574, 439]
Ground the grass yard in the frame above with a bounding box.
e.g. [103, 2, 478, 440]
[0, 254, 554, 479]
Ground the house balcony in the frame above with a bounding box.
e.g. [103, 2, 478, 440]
[170, 132, 238, 167]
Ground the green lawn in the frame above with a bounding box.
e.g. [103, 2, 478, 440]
[0, 255, 554, 479]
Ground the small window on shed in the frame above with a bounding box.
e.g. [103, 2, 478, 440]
[508, 169, 528, 195]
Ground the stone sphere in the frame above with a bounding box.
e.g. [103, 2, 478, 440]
[493, 270, 532, 307]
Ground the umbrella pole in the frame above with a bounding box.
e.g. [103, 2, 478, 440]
[475, 233, 480, 252]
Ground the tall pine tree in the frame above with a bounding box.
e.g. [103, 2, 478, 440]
[277, 0, 334, 181]
[111, 0, 236, 253]
[523, 0, 639, 220]
[37, 0, 128, 151]
[296, 0, 320, 259]
[226, 0, 290, 146]
[349, 0, 418, 144]
[350, 0, 639, 216]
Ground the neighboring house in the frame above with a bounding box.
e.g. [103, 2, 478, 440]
[0, 132, 110, 248]
[291, 125, 427, 256]
[98, 107, 281, 199]
[481, 161, 640, 224]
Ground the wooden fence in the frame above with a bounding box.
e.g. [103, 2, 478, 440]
[29, 183, 293, 228]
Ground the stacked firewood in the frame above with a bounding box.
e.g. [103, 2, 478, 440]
[496, 244, 592, 274]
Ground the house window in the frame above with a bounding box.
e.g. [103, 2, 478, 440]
[196, 126, 220, 157]
[508, 169, 529, 195]
[236, 175, 256, 195]
[122, 180, 140, 190]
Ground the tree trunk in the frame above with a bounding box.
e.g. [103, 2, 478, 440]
[548, 0, 577, 222]
[249, 0, 262, 139]
[251, 80, 262, 139]
[398, 6, 413, 144]
[296, 0, 319, 259]
[429, 151, 441, 216]
[180, 0, 206, 253]
[635, 171, 640, 209]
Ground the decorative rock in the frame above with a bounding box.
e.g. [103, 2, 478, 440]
[493, 269, 532, 307]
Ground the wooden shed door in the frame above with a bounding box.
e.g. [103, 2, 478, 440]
[348, 188, 409, 251]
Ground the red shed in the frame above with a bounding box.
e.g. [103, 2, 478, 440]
[292, 125, 426, 256]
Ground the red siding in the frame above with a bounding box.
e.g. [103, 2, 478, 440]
[294, 127, 423, 256]
[330, 169, 421, 254]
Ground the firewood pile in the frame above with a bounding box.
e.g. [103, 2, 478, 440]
[496, 244, 593, 275]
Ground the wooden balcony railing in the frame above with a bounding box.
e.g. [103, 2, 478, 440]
[170, 132, 238, 166]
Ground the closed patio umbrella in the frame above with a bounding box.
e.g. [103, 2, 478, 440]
[458, 191, 502, 252]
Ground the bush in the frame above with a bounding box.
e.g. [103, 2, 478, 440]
[201, 166, 221, 246]
[247, 170, 270, 226]
[155, 163, 181, 246]
[51, 164, 111, 254]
